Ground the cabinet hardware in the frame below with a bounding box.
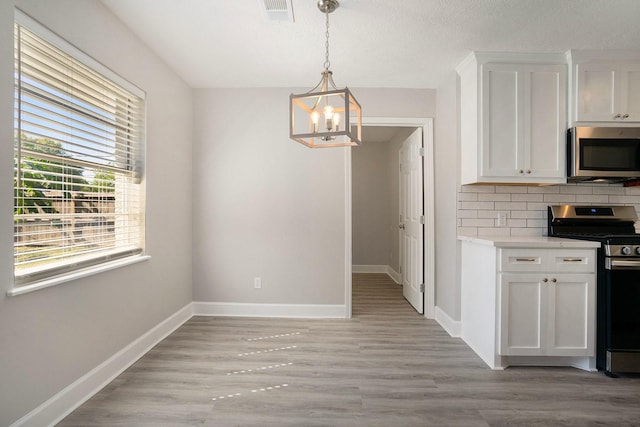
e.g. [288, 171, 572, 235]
[614, 113, 622, 119]
[623, 113, 630, 119]
[563, 258, 583, 262]
[551, 278, 557, 283]
[527, 170, 531, 174]
[543, 278, 548, 282]
[515, 258, 537, 262]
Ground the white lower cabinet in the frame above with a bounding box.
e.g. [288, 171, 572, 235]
[460, 239, 598, 370]
[499, 272, 595, 357]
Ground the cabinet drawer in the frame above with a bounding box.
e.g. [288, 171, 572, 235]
[548, 249, 595, 273]
[499, 249, 595, 273]
[500, 249, 546, 272]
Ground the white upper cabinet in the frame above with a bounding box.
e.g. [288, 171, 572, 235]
[458, 53, 567, 185]
[569, 51, 640, 124]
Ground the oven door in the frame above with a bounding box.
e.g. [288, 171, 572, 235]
[602, 259, 640, 374]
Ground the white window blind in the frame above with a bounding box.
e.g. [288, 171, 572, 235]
[13, 12, 146, 287]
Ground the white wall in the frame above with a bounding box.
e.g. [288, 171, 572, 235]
[352, 141, 392, 266]
[192, 88, 435, 308]
[434, 73, 461, 323]
[0, 1, 193, 425]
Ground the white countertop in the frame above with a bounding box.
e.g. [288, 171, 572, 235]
[457, 234, 601, 248]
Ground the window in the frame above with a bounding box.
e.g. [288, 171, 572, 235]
[12, 11, 146, 289]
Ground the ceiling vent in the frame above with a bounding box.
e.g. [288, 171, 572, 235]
[258, 0, 295, 22]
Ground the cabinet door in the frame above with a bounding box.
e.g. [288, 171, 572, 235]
[619, 65, 640, 122]
[481, 64, 522, 177]
[499, 274, 545, 355]
[526, 65, 566, 178]
[575, 63, 617, 122]
[575, 62, 640, 123]
[481, 64, 566, 181]
[546, 274, 595, 356]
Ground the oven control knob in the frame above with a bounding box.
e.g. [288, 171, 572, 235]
[635, 247, 640, 255]
[622, 246, 632, 255]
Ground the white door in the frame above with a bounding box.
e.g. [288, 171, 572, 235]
[399, 128, 424, 313]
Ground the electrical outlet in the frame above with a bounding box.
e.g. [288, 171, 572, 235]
[254, 277, 262, 289]
[497, 213, 508, 227]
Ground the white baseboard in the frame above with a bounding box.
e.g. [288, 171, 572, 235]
[352, 264, 388, 273]
[12, 303, 194, 427]
[387, 267, 401, 284]
[435, 306, 462, 337]
[193, 302, 347, 319]
[352, 265, 401, 284]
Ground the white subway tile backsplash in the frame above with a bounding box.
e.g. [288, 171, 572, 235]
[478, 193, 511, 202]
[461, 218, 495, 227]
[593, 185, 625, 195]
[527, 219, 547, 228]
[494, 201, 527, 210]
[511, 227, 546, 236]
[457, 210, 478, 219]
[576, 195, 609, 204]
[610, 195, 640, 204]
[510, 210, 544, 219]
[625, 186, 640, 195]
[496, 186, 527, 194]
[461, 185, 496, 193]
[459, 201, 494, 210]
[511, 193, 544, 202]
[528, 186, 559, 194]
[458, 192, 479, 201]
[477, 227, 510, 237]
[543, 194, 576, 203]
[526, 202, 552, 211]
[477, 210, 504, 219]
[560, 185, 594, 194]
[457, 182, 640, 238]
[457, 227, 478, 236]
[506, 219, 527, 228]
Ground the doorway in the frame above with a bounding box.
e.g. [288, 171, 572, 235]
[345, 117, 434, 319]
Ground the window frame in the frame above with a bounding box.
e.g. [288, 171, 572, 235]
[9, 10, 148, 296]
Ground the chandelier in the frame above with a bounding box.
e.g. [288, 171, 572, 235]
[289, 0, 362, 148]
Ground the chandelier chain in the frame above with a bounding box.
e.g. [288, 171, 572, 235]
[323, 11, 331, 71]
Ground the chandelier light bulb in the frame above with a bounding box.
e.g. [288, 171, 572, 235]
[333, 112, 340, 131]
[311, 111, 320, 133]
[324, 105, 334, 130]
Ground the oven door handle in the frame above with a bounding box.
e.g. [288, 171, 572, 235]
[606, 259, 640, 270]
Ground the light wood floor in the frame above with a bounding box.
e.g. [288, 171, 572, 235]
[60, 273, 640, 426]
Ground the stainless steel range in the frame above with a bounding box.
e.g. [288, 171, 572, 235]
[548, 205, 640, 376]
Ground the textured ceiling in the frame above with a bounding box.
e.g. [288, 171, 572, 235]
[100, 0, 640, 89]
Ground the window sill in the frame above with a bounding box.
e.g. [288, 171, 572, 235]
[6, 255, 151, 297]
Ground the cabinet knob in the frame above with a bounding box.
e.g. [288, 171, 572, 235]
[623, 113, 630, 119]
[543, 278, 548, 283]
[527, 170, 532, 174]
[519, 170, 524, 174]
[551, 278, 557, 283]
[614, 113, 622, 119]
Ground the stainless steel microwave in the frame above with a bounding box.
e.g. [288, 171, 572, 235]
[568, 126, 640, 182]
